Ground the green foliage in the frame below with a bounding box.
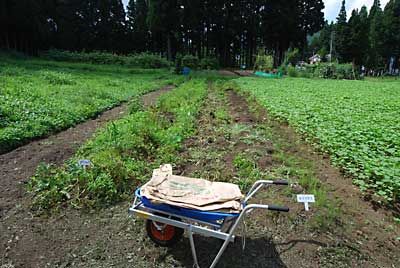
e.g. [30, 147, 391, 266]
[287, 66, 299, 77]
[175, 53, 183, 74]
[126, 53, 172, 68]
[39, 70, 76, 85]
[0, 55, 172, 153]
[290, 63, 357, 80]
[237, 77, 400, 202]
[175, 55, 218, 71]
[312, 63, 355, 79]
[254, 50, 274, 71]
[283, 48, 300, 66]
[29, 79, 207, 211]
[232, 152, 265, 190]
[43, 50, 171, 69]
[181, 55, 199, 69]
[199, 57, 219, 70]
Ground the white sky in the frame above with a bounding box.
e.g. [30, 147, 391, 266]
[121, 0, 390, 23]
[324, 0, 390, 22]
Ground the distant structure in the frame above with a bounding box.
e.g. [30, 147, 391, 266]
[309, 54, 321, 64]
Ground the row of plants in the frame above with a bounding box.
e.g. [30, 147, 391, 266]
[0, 56, 171, 153]
[251, 47, 359, 80]
[287, 63, 357, 80]
[28, 79, 207, 211]
[175, 54, 219, 73]
[236, 77, 400, 203]
[43, 49, 172, 69]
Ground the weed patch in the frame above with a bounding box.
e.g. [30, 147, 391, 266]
[28, 80, 207, 211]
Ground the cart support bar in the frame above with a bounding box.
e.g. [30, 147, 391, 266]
[244, 180, 289, 203]
[129, 207, 236, 242]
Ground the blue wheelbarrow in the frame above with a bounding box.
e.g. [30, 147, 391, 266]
[129, 180, 289, 268]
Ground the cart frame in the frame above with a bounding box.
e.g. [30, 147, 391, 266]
[129, 180, 289, 268]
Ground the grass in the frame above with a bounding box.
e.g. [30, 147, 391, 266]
[236, 77, 400, 203]
[28, 79, 207, 211]
[212, 80, 341, 230]
[0, 55, 175, 153]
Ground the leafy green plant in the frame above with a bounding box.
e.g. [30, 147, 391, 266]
[236, 77, 400, 202]
[287, 66, 299, 77]
[175, 53, 183, 74]
[312, 63, 356, 80]
[283, 48, 300, 66]
[199, 57, 219, 70]
[0, 55, 174, 153]
[181, 55, 199, 69]
[42, 49, 171, 69]
[39, 70, 76, 85]
[29, 79, 207, 211]
[254, 49, 274, 72]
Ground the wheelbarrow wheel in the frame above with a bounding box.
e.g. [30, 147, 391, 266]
[146, 215, 184, 247]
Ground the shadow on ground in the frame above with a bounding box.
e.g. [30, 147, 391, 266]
[162, 234, 287, 268]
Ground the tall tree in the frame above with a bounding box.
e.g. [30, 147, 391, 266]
[368, 0, 385, 68]
[0, 0, 53, 53]
[93, 0, 127, 51]
[147, 0, 180, 60]
[382, 0, 400, 64]
[348, 7, 369, 65]
[127, 0, 149, 52]
[297, 0, 325, 50]
[335, 0, 351, 62]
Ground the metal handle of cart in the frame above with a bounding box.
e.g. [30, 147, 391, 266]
[129, 179, 289, 268]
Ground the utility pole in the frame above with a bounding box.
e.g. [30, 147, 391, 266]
[329, 31, 334, 62]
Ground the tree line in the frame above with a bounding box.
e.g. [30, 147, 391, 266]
[1, 0, 398, 69]
[309, 0, 400, 72]
[0, 0, 325, 67]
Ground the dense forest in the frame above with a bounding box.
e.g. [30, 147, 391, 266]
[0, 0, 399, 68]
[310, 0, 400, 71]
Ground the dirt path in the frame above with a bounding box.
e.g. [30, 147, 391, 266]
[0, 85, 173, 219]
[218, 70, 253, 77]
[0, 104, 126, 218]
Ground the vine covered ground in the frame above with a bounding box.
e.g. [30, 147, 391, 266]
[236, 77, 400, 203]
[0, 63, 399, 267]
[0, 56, 173, 153]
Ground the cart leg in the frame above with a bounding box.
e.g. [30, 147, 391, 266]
[209, 210, 248, 268]
[208, 236, 231, 268]
[188, 225, 200, 268]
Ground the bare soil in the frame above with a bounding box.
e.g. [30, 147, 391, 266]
[218, 70, 253, 77]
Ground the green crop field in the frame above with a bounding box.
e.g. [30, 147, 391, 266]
[29, 79, 207, 210]
[0, 56, 172, 153]
[236, 77, 400, 202]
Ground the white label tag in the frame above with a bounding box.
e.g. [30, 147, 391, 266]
[297, 194, 315, 203]
[297, 194, 315, 211]
[78, 159, 91, 167]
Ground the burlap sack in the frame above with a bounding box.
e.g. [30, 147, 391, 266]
[141, 164, 243, 212]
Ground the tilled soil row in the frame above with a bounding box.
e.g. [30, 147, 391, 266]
[173, 84, 400, 268]
[0, 85, 174, 268]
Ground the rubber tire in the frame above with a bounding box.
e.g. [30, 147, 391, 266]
[145, 216, 184, 247]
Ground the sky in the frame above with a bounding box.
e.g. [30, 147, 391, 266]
[324, 0, 390, 22]
[121, 0, 390, 23]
